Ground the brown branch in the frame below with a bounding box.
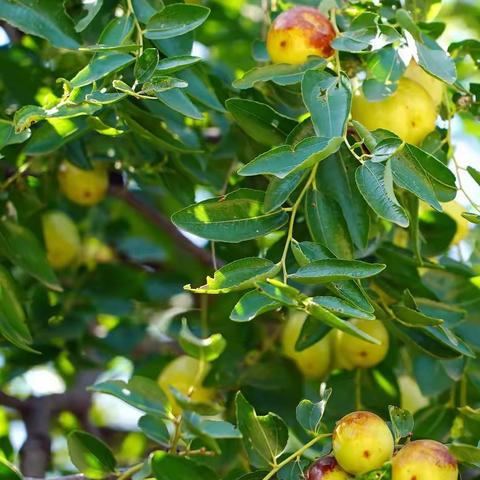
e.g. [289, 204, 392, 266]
[110, 186, 222, 268]
[0, 391, 27, 411]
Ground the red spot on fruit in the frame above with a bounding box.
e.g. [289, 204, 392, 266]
[363, 450, 370, 458]
[306, 456, 339, 479]
[280, 40, 287, 48]
[359, 350, 368, 357]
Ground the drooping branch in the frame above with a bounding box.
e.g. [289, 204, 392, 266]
[110, 186, 222, 268]
[0, 391, 27, 411]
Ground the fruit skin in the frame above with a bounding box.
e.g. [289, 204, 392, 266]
[306, 456, 350, 480]
[351, 78, 436, 145]
[398, 375, 429, 414]
[42, 210, 81, 269]
[333, 411, 394, 475]
[281, 311, 331, 379]
[404, 61, 445, 108]
[58, 161, 109, 206]
[267, 6, 335, 65]
[331, 330, 354, 371]
[441, 201, 469, 245]
[158, 355, 214, 415]
[335, 319, 389, 369]
[392, 440, 458, 480]
[81, 236, 115, 270]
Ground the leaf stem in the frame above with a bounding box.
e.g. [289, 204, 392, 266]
[355, 368, 363, 410]
[280, 164, 318, 282]
[117, 463, 143, 480]
[262, 434, 331, 480]
[126, 0, 144, 55]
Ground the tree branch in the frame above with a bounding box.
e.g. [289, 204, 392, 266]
[110, 186, 222, 268]
[0, 391, 26, 411]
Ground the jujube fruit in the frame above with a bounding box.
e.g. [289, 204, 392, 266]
[58, 160, 109, 206]
[42, 210, 81, 269]
[158, 355, 214, 415]
[281, 311, 331, 379]
[332, 411, 394, 475]
[335, 319, 389, 369]
[398, 375, 429, 414]
[351, 78, 436, 145]
[404, 61, 445, 108]
[267, 6, 335, 65]
[307, 456, 349, 480]
[392, 440, 458, 480]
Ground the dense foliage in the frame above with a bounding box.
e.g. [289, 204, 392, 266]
[0, 0, 479, 479]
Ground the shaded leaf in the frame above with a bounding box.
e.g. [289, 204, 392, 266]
[179, 320, 226, 361]
[230, 290, 280, 322]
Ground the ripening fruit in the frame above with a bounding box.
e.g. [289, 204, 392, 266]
[81, 236, 115, 270]
[158, 355, 214, 415]
[333, 411, 394, 475]
[281, 311, 331, 379]
[42, 210, 81, 269]
[267, 6, 335, 65]
[58, 161, 109, 206]
[331, 330, 354, 371]
[441, 201, 469, 245]
[335, 319, 389, 369]
[351, 78, 436, 145]
[398, 375, 429, 414]
[404, 61, 445, 108]
[392, 440, 458, 480]
[306, 456, 349, 480]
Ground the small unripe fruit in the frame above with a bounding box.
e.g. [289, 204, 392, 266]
[351, 78, 436, 145]
[398, 375, 429, 414]
[333, 411, 394, 475]
[42, 210, 81, 269]
[58, 161, 109, 206]
[81, 236, 115, 270]
[282, 311, 331, 379]
[267, 6, 335, 65]
[404, 61, 445, 108]
[331, 330, 354, 371]
[307, 456, 349, 480]
[335, 319, 389, 369]
[158, 355, 214, 415]
[392, 440, 458, 480]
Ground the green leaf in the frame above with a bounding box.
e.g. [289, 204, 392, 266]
[24, 118, 90, 155]
[291, 241, 374, 313]
[179, 320, 226, 361]
[151, 451, 218, 480]
[264, 170, 306, 214]
[183, 411, 242, 439]
[0, 458, 23, 480]
[416, 34, 457, 84]
[235, 392, 288, 469]
[239, 136, 343, 179]
[67, 431, 116, 479]
[316, 147, 370, 250]
[462, 213, 480, 224]
[371, 137, 404, 163]
[311, 296, 375, 320]
[0, 120, 30, 151]
[177, 68, 225, 112]
[135, 48, 160, 83]
[230, 290, 280, 322]
[0, 220, 60, 291]
[295, 315, 331, 350]
[233, 58, 326, 89]
[303, 298, 379, 343]
[156, 55, 201, 74]
[296, 385, 331, 433]
[156, 88, 203, 119]
[290, 259, 386, 284]
[256, 279, 303, 307]
[185, 257, 280, 294]
[138, 415, 170, 447]
[392, 304, 444, 327]
[70, 53, 135, 88]
[14, 103, 101, 133]
[74, 0, 103, 32]
[144, 5, 210, 40]
[171, 189, 288, 243]
[331, 12, 379, 53]
[0, 265, 34, 352]
[226, 99, 296, 147]
[90, 376, 170, 416]
[449, 443, 480, 468]
[305, 186, 353, 259]
[170, 387, 223, 415]
[356, 161, 409, 227]
[388, 405, 414, 441]
[98, 15, 134, 46]
[367, 46, 406, 84]
[142, 75, 188, 95]
[0, 0, 80, 49]
[302, 70, 352, 138]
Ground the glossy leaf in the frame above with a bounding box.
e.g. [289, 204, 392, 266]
[144, 5, 210, 40]
[185, 257, 280, 294]
[311, 296, 375, 320]
[67, 431, 116, 479]
[179, 320, 226, 361]
[230, 290, 280, 322]
[156, 55, 202, 74]
[389, 406, 414, 441]
[0, 120, 30, 150]
[172, 189, 288, 242]
[235, 392, 288, 469]
[138, 415, 170, 447]
[135, 47, 159, 83]
[296, 386, 331, 433]
[151, 451, 218, 480]
[264, 170, 306, 213]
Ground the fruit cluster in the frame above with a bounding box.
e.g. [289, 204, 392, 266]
[308, 411, 458, 479]
[42, 161, 112, 270]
